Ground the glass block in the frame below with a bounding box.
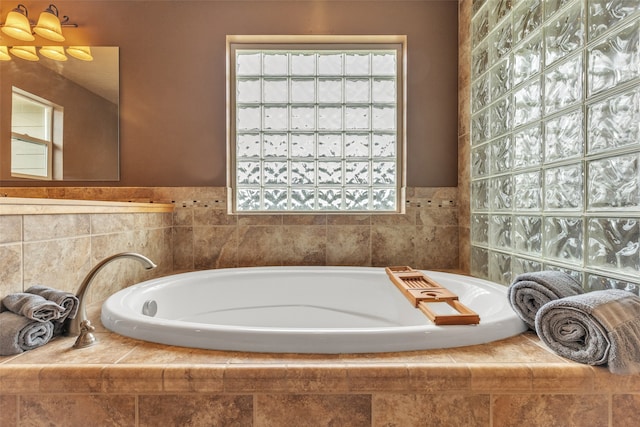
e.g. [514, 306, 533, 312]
[543, 216, 583, 264]
[512, 257, 543, 277]
[471, 246, 489, 279]
[237, 161, 261, 184]
[372, 188, 396, 210]
[490, 135, 512, 173]
[588, 19, 640, 96]
[290, 106, 315, 131]
[263, 161, 287, 184]
[472, 74, 490, 113]
[372, 161, 396, 184]
[290, 78, 316, 103]
[236, 133, 260, 158]
[473, 0, 488, 16]
[589, 0, 640, 40]
[236, 52, 261, 76]
[489, 20, 513, 62]
[236, 189, 261, 210]
[318, 106, 343, 130]
[263, 133, 288, 157]
[490, 96, 512, 138]
[318, 161, 342, 185]
[237, 78, 261, 103]
[345, 188, 370, 210]
[318, 188, 343, 210]
[291, 133, 315, 157]
[489, 251, 512, 285]
[490, 0, 512, 26]
[544, 163, 583, 210]
[263, 53, 288, 75]
[263, 78, 288, 103]
[472, 42, 490, 78]
[544, 54, 583, 115]
[237, 106, 261, 131]
[544, 109, 583, 163]
[318, 53, 343, 75]
[345, 161, 369, 185]
[345, 78, 370, 103]
[371, 52, 396, 75]
[318, 78, 343, 103]
[345, 133, 370, 157]
[291, 53, 316, 76]
[372, 133, 396, 157]
[588, 153, 640, 209]
[472, 144, 490, 178]
[345, 106, 370, 130]
[291, 189, 316, 210]
[290, 161, 315, 185]
[513, 0, 543, 44]
[490, 58, 511, 102]
[587, 273, 639, 295]
[588, 218, 639, 273]
[544, 0, 574, 18]
[545, 1, 584, 66]
[472, 179, 490, 211]
[543, 264, 584, 284]
[490, 175, 512, 210]
[587, 88, 640, 153]
[514, 215, 542, 254]
[345, 53, 370, 75]
[471, 110, 491, 145]
[514, 171, 541, 210]
[263, 189, 287, 210]
[471, 214, 489, 244]
[263, 106, 288, 130]
[513, 33, 542, 87]
[489, 214, 512, 249]
[473, 6, 490, 46]
[318, 133, 342, 157]
[372, 106, 396, 131]
[513, 124, 543, 169]
[372, 78, 396, 103]
[513, 78, 541, 127]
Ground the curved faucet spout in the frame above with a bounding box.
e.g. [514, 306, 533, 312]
[66, 252, 157, 337]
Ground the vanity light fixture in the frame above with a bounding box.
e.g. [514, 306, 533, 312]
[40, 45, 67, 61]
[0, 46, 11, 61]
[34, 4, 66, 42]
[0, 4, 34, 41]
[9, 45, 38, 61]
[66, 46, 92, 61]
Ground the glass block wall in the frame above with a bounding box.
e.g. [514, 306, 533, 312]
[469, 0, 640, 293]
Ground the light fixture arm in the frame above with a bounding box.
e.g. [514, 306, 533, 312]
[0, 3, 79, 31]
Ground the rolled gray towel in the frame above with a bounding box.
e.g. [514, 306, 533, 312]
[535, 289, 640, 375]
[1, 293, 64, 323]
[0, 311, 54, 356]
[26, 285, 79, 321]
[507, 271, 584, 329]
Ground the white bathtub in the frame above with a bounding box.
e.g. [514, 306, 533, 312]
[101, 266, 527, 353]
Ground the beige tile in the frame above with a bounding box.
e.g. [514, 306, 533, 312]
[530, 364, 594, 392]
[224, 364, 289, 392]
[372, 393, 489, 427]
[102, 365, 164, 393]
[348, 363, 410, 392]
[327, 214, 370, 225]
[172, 226, 194, 271]
[0, 216, 22, 244]
[0, 366, 41, 393]
[163, 365, 226, 392]
[280, 225, 326, 265]
[326, 225, 371, 266]
[414, 225, 460, 270]
[238, 214, 282, 226]
[0, 244, 22, 295]
[450, 334, 566, 364]
[193, 225, 238, 269]
[40, 366, 104, 393]
[193, 206, 237, 226]
[371, 225, 415, 267]
[237, 226, 284, 266]
[613, 394, 640, 427]
[119, 341, 235, 365]
[283, 214, 326, 225]
[285, 363, 349, 393]
[492, 394, 609, 427]
[19, 394, 135, 426]
[139, 394, 253, 427]
[90, 213, 135, 235]
[469, 363, 532, 391]
[255, 394, 370, 427]
[23, 214, 90, 242]
[0, 395, 17, 425]
[408, 364, 470, 392]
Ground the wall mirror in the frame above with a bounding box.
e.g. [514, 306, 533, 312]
[0, 46, 119, 182]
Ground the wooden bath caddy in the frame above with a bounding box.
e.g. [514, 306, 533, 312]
[385, 266, 480, 326]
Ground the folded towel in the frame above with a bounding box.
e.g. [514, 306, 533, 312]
[535, 289, 640, 375]
[1, 293, 64, 323]
[0, 311, 54, 356]
[508, 271, 584, 329]
[26, 285, 79, 321]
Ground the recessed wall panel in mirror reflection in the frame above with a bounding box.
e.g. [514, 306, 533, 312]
[0, 47, 119, 182]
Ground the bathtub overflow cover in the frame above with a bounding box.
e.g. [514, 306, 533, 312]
[142, 300, 158, 317]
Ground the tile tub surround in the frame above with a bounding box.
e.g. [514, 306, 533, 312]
[0, 303, 639, 427]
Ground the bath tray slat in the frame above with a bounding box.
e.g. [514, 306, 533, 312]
[385, 266, 480, 326]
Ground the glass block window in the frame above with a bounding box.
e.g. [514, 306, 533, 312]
[469, 0, 640, 292]
[228, 36, 406, 213]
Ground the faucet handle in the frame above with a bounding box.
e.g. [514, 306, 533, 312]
[72, 319, 97, 349]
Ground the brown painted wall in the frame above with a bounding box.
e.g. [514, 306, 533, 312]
[1, 0, 458, 187]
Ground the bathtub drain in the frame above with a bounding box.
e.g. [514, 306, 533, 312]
[142, 300, 158, 317]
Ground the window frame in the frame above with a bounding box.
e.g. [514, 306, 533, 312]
[226, 35, 407, 214]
